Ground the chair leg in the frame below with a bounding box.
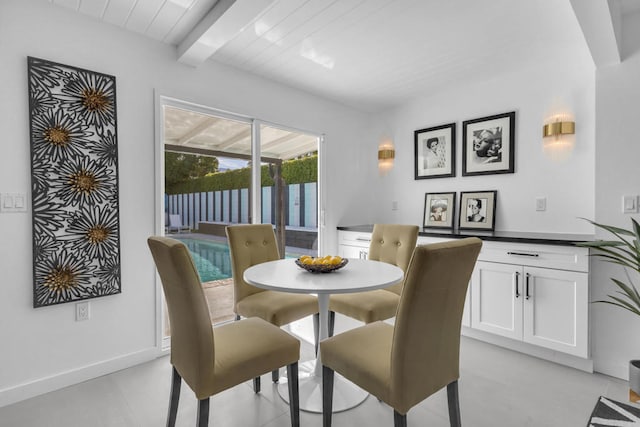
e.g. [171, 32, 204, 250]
[272, 369, 279, 383]
[322, 366, 334, 427]
[167, 367, 181, 427]
[287, 362, 300, 427]
[447, 380, 462, 427]
[197, 398, 210, 427]
[328, 311, 335, 337]
[393, 410, 407, 427]
[313, 312, 320, 355]
[253, 376, 261, 393]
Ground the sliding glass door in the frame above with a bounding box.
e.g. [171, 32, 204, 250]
[259, 122, 319, 259]
[156, 97, 320, 344]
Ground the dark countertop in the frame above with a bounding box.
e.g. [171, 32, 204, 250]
[337, 225, 595, 246]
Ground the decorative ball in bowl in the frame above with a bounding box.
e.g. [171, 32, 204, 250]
[295, 255, 348, 273]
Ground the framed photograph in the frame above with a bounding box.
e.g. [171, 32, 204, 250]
[462, 111, 515, 176]
[414, 123, 456, 179]
[423, 192, 456, 229]
[459, 191, 497, 231]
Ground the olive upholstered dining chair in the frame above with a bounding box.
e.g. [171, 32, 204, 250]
[148, 236, 301, 427]
[321, 238, 482, 427]
[328, 224, 419, 336]
[226, 224, 319, 386]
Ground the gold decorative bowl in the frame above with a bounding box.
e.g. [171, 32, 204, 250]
[295, 258, 348, 273]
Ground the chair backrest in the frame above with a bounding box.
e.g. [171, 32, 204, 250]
[226, 224, 281, 308]
[147, 236, 215, 393]
[368, 224, 419, 295]
[390, 238, 482, 414]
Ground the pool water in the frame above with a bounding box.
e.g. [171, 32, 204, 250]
[174, 236, 305, 283]
[176, 238, 232, 282]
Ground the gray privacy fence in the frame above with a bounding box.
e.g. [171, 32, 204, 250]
[165, 183, 318, 230]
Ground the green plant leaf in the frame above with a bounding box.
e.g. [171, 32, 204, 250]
[633, 218, 640, 242]
[587, 248, 640, 271]
[582, 218, 635, 237]
[611, 278, 640, 307]
[578, 241, 626, 248]
[592, 300, 640, 315]
[599, 296, 640, 317]
[581, 218, 640, 318]
[580, 218, 640, 260]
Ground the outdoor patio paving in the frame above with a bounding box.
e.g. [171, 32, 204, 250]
[203, 278, 235, 324]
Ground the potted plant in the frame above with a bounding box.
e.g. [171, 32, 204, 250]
[577, 218, 640, 397]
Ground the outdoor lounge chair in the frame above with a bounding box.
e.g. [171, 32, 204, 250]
[168, 214, 191, 233]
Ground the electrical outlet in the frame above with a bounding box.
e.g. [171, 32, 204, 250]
[535, 197, 546, 211]
[76, 302, 90, 321]
[392, 201, 398, 211]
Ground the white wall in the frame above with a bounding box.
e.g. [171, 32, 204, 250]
[3, 0, 639, 407]
[592, 11, 640, 379]
[360, 8, 640, 381]
[0, 0, 368, 406]
[365, 42, 596, 233]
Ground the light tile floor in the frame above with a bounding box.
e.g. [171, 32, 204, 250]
[0, 337, 631, 427]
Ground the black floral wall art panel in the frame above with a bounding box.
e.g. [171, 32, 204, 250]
[28, 57, 121, 308]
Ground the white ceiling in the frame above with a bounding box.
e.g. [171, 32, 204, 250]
[163, 105, 319, 161]
[50, 0, 635, 113]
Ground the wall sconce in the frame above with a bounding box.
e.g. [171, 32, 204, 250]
[378, 139, 395, 175]
[543, 118, 575, 139]
[542, 115, 575, 161]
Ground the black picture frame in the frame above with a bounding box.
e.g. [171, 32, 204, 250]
[414, 122, 456, 179]
[423, 192, 456, 229]
[458, 190, 497, 231]
[462, 111, 515, 176]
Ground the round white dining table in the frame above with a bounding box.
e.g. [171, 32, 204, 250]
[243, 258, 404, 413]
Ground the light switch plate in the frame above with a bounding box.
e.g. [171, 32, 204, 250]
[0, 193, 28, 213]
[623, 195, 638, 213]
[3, 195, 13, 209]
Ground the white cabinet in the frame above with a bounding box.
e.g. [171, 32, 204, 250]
[471, 243, 589, 358]
[523, 267, 588, 356]
[337, 231, 371, 259]
[337, 229, 591, 360]
[471, 261, 523, 340]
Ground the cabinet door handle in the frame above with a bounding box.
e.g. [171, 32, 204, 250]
[356, 237, 371, 242]
[525, 273, 531, 300]
[514, 271, 520, 298]
[507, 251, 539, 257]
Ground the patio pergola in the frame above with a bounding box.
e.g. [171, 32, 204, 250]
[163, 105, 318, 254]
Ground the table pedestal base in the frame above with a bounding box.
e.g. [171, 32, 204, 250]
[276, 360, 368, 413]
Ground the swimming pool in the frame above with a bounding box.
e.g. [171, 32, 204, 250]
[174, 236, 305, 283]
[175, 237, 233, 282]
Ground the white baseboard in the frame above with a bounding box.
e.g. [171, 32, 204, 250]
[462, 327, 594, 373]
[0, 346, 161, 408]
[593, 360, 629, 381]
